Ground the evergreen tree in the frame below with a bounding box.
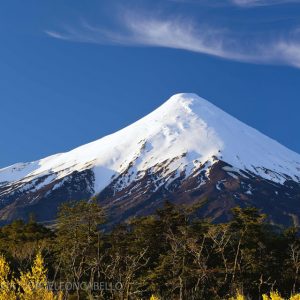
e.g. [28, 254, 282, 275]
[55, 199, 105, 299]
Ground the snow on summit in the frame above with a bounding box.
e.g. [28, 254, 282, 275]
[1, 93, 300, 194]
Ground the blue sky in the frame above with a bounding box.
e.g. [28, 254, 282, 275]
[0, 0, 300, 168]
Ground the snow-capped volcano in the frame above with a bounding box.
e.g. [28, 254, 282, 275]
[1, 93, 300, 225]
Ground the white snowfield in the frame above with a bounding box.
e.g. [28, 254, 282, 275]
[1, 93, 300, 195]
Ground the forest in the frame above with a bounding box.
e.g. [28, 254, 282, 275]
[0, 200, 300, 300]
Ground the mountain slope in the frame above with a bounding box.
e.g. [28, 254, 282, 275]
[1, 93, 300, 225]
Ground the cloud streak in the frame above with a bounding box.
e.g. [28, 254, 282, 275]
[171, 0, 300, 7]
[45, 12, 300, 68]
[231, 0, 300, 7]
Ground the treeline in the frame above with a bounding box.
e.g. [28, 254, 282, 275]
[0, 200, 300, 299]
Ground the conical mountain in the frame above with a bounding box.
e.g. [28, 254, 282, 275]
[1, 93, 299, 225]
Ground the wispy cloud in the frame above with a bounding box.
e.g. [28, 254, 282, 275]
[231, 0, 300, 7]
[170, 0, 300, 7]
[45, 11, 300, 68]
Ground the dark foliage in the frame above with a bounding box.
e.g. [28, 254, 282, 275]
[0, 200, 299, 299]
